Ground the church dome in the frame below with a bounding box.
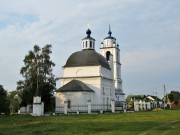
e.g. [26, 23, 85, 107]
[64, 49, 110, 68]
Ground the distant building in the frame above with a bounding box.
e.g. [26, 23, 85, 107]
[55, 27, 125, 113]
[163, 91, 180, 108]
[126, 94, 162, 111]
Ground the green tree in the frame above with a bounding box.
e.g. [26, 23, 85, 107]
[0, 85, 9, 114]
[168, 93, 180, 104]
[17, 45, 57, 112]
[8, 90, 21, 113]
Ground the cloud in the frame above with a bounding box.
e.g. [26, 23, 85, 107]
[0, 0, 179, 99]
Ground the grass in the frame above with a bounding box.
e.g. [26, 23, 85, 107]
[0, 109, 180, 135]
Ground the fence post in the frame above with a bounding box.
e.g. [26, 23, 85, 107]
[87, 100, 91, 114]
[123, 102, 126, 113]
[111, 100, 115, 113]
[64, 101, 68, 114]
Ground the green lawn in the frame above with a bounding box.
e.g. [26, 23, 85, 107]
[0, 109, 180, 135]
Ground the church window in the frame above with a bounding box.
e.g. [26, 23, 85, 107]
[103, 87, 105, 94]
[106, 51, 111, 61]
[117, 52, 119, 61]
[110, 89, 112, 95]
[107, 97, 109, 106]
[90, 41, 92, 48]
[86, 41, 88, 48]
[68, 100, 71, 109]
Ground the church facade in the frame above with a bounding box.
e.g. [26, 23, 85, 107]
[55, 27, 125, 113]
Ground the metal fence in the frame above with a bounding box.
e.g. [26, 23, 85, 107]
[91, 104, 111, 112]
[55, 102, 126, 114]
[115, 101, 126, 111]
[68, 105, 88, 113]
[55, 106, 64, 113]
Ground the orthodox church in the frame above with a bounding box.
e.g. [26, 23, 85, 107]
[56, 26, 125, 111]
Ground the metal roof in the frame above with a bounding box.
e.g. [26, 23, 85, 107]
[64, 49, 110, 68]
[56, 80, 95, 92]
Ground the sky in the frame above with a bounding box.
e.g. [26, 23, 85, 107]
[0, 0, 180, 98]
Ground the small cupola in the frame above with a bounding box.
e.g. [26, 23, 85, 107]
[82, 28, 95, 50]
[102, 25, 117, 48]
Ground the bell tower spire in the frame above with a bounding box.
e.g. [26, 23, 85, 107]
[108, 24, 112, 37]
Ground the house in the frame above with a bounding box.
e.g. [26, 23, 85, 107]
[163, 91, 180, 108]
[126, 94, 162, 111]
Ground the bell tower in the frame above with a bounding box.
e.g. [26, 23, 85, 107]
[100, 25, 124, 101]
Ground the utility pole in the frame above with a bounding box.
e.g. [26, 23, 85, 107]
[155, 92, 157, 108]
[163, 84, 166, 109]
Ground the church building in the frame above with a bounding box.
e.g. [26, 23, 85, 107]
[55, 26, 125, 113]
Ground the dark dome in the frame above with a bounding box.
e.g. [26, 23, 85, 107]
[64, 49, 110, 68]
[86, 29, 91, 35]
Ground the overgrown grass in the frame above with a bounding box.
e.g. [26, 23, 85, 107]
[0, 109, 180, 135]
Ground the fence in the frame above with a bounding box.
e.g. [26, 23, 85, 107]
[55, 101, 126, 114]
[91, 104, 111, 112]
[115, 101, 126, 111]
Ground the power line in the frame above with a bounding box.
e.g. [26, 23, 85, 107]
[127, 85, 163, 93]
[166, 85, 180, 89]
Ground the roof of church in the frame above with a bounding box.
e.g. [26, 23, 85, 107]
[56, 80, 95, 92]
[64, 49, 110, 68]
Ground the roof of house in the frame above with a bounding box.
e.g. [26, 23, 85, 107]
[146, 95, 161, 101]
[56, 80, 95, 93]
[126, 94, 146, 101]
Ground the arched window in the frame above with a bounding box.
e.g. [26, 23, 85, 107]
[117, 52, 119, 61]
[86, 41, 88, 48]
[107, 97, 109, 106]
[106, 51, 111, 61]
[90, 41, 92, 48]
[68, 100, 71, 109]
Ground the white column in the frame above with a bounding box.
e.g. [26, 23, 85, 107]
[123, 102, 126, 113]
[41, 102, 44, 115]
[87, 100, 91, 114]
[111, 100, 115, 113]
[64, 101, 68, 114]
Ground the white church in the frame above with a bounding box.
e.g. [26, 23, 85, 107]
[55, 26, 125, 113]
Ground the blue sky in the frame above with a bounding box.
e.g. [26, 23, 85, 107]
[0, 0, 180, 98]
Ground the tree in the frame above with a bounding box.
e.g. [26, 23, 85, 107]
[8, 90, 21, 113]
[17, 45, 57, 112]
[0, 85, 9, 114]
[168, 93, 180, 105]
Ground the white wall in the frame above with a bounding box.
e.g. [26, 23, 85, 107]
[56, 92, 95, 106]
[56, 65, 115, 106]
